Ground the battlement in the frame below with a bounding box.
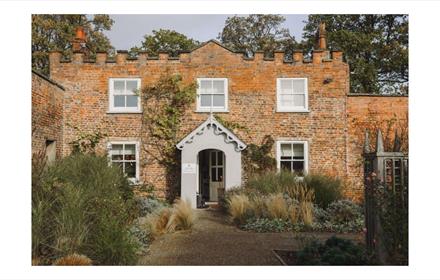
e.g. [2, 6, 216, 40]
[49, 41, 344, 67]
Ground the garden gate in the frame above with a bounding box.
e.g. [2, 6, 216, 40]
[363, 129, 408, 264]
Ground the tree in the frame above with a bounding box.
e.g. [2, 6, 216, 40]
[302, 15, 408, 94]
[32, 15, 114, 75]
[218, 14, 298, 58]
[137, 29, 199, 57]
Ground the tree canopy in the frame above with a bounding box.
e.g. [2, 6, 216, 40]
[302, 15, 408, 94]
[32, 15, 114, 75]
[218, 14, 297, 58]
[137, 29, 200, 57]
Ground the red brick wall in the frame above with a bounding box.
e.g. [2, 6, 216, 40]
[32, 71, 64, 159]
[48, 42, 351, 198]
[346, 95, 408, 200]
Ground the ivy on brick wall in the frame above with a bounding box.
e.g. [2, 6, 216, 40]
[215, 115, 276, 176]
[68, 125, 107, 155]
[140, 73, 197, 200]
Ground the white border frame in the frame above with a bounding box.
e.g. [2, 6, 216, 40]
[276, 140, 309, 174]
[276, 77, 309, 112]
[107, 140, 140, 183]
[108, 77, 142, 113]
[196, 78, 229, 112]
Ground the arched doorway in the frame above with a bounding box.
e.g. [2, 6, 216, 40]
[198, 149, 225, 203]
[176, 114, 246, 208]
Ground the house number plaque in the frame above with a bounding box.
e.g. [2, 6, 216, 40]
[182, 163, 197, 174]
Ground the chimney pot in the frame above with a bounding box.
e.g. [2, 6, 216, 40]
[316, 22, 327, 50]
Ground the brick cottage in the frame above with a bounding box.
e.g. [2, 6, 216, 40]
[32, 24, 408, 208]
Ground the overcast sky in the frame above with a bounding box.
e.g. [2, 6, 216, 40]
[104, 14, 308, 50]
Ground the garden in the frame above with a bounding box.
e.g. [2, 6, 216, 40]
[32, 152, 195, 265]
[222, 171, 370, 265]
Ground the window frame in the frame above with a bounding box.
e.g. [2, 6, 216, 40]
[276, 140, 309, 175]
[108, 78, 142, 113]
[196, 78, 229, 112]
[276, 78, 309, 112]
[108, 141, 140, 183]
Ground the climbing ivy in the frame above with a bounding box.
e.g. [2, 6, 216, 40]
[242, 135, 276, 174]
[140, 73, 197, 200]
[214, 115, 276, 176]
[68, 125, 107, 155]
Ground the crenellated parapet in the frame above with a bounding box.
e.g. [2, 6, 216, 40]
[49, 43, 344, 67]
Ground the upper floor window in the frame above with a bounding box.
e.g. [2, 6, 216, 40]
[109, 141, 140, 183]
[276, 140, 308, 176]
[196, 78, 228, 112]
[276, 78, 308, 112]
[109, 78, 141, 113]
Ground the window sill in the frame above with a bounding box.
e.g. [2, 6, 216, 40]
[276, 109, 310, 113]
[107, 110, 143, 114]
[195, 109, 229, 113]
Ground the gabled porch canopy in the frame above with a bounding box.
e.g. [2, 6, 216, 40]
[176, 114, 247, 152]
[176, 114, 246, 208]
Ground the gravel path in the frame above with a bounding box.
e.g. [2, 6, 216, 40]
[138, 208, 363, 265]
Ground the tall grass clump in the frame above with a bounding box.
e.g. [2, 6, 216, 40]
[227, 194, 252, 225]
[265, 194, 289, 220]
[32, 154, 138, 265]
[304, 174, 342, 208]
[167, 199, 195, 232]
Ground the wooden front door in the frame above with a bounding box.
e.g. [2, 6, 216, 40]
[209, 150, 224, 201]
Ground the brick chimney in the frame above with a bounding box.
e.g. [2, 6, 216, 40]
[316, 22, 327, 50]
[72, 26, 87, 53]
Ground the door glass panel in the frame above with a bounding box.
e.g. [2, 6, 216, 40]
[217, 152, 223, 165]
[211, 167, 217, 182]
[211, 151, 216, 166]
[218, 167, 223, 181]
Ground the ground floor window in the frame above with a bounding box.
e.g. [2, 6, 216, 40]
[109, 141, 139, 182]
[276, 140, 308, 175]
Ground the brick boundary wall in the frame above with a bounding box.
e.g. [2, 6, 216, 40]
[346, 94, 408, 200]
[32, 70, 65, 159]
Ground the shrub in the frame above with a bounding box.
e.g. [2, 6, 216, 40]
[167, 199, 195, 232]
[54, 183, 88, 256]
[227, 194, 252, 225]
[304, 174, 342, 209]
[326, 200, 363, 225]
[311, 201, 364, 233]
[296, 236, 368, 265]
[265, 194, 289, 220]
[52, 253, 92, 266]
[136, 197, 167, 217]
[241, 218, 291, 232]
[129, 217, 152, 255]
[32, 154, 138, 265]
[245, 171, 299, 195]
